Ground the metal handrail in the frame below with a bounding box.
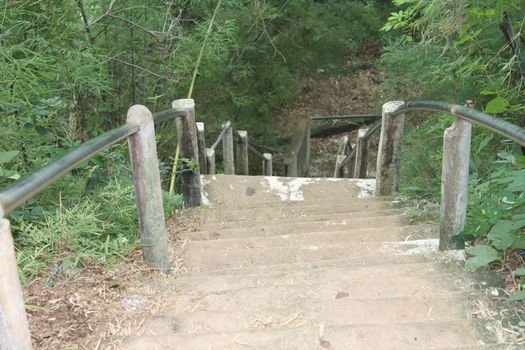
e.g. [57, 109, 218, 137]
[361, 119, 382, 140]
[0, 107, 186, 218]
[248, 143, 264, 158]
[210, 121, 232, 150]
[153, 108, 188, 123]
[311, 114, 381, 122]
[391, 101, 525, 146]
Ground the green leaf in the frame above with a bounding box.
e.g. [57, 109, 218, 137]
[479, 89, 500, 95]
[511, 237, 525, 250]
[476, 135, 493, 154]
[485, 96, 509, 114]
[466, 245, 499, 257]
[0, 151, 20, 164]
[487, 220, 525, 251]
[465, 255, 499, 271]
[513, 268, 525, 277]
[506, 290, 525, 302]
[465, 245, 500, 271]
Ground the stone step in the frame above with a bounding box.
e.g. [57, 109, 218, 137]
[201, 175, 377, 206]
[207, 195, 394, 211]
[190, 222, 437, 243]
[176, 228, 441, 273]
[146, 293, 466, 334]
[198, 209, 405, 231]
[204, 199, 400, 223]
[124, 321, 487, 350]
[168, 261, 459, 297]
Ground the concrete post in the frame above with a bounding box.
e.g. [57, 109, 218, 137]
[173, 99, 201, 208]
[223, 124, 235, 175]
[263, 153, 273, 176]
[439, 118, 472, 250]
[354, 127, 369, 178]
[236, 130, 249, 175]
[196, 122, 208, 175]
[334, 136, 348, 178]
[334, 155, 345, 178]
[303, 123, 311, 176]
[127, 105, 170, 271]
[286, 158, 298, 177]
[206, 148, 216, 175]
[376, 101, 405, 196]
[0, 219, 32, 350]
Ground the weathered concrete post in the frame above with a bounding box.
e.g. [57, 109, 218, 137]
[303, 123, 311, 176]
[439, 102, 472, 250]
[263, 153, 273, 176]
[196, 122, 208, 175]
[334, 135, 348, 178]
[354, 127, 369, 178]
[376, 101, 405, 196]
[206, 148, 216, 175]
[223, 124, 235, 175]
[127, 105, 170, 271]
[0, 219, 32, 350]
[334, 155, 345, 178]
[286, 158, 298, 177]
[236, 130, 249, 175]
[173, 99, 201, 208]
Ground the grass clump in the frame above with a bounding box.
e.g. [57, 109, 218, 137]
[12, 177, 182, 285]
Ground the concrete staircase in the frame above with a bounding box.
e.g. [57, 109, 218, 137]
[123, 175, 507, 349]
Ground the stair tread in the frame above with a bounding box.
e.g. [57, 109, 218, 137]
[183, 221, 437, 241]
[124, 320, 488, 350]
[199, 209, 406, 230]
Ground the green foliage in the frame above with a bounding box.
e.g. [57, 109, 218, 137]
[381, 0, 525, 280]
[455, 153, 525, 272]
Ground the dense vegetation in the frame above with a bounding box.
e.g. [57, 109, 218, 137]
[381, 0, 525, 298]
[0, 0, 388, 282]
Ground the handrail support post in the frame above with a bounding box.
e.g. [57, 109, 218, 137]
[223, 124, 235, 175]
[354, 127, 369, 178]
[196, 122, 208, 175]
[263, 153, 273, 176]
[173, 99, 201, 208]
[127, 105, 170, 271]
[376, 101, 405, 196]
[439, 118, 472, 249]
[206, 148, 216, 175]
[0, 218, 33, 350]
[236, 130, 249, 175]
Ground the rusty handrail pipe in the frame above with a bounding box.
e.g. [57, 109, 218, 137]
[0, 107, 186, 218]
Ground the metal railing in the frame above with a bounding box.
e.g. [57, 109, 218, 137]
[283, 100, 524, 253]
[0, 109, 185, 218]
